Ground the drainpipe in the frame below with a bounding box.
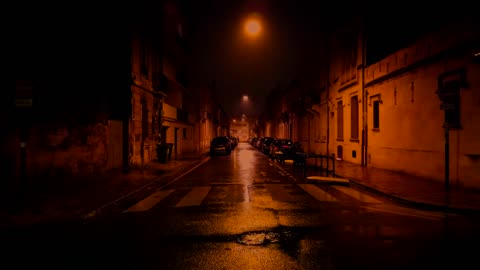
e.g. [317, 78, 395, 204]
[308, 113, 311, 153]
[326, 32, 331, 157]
[361, 23, 368, 167]
[326, 82, 330, 156]
[123, 98, 131, 172]
[122, 71, 133, 173]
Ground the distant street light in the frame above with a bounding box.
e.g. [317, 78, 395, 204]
[243, 15, 262, 38]
[241, 94, 250, 115]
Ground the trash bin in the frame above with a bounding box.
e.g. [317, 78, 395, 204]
[167, 143, 173, 161]
[156, 143, 168, 163]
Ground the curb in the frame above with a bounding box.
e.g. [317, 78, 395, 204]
[306, 176, 349, 185]
[82, 154, 210, 222]
[336, 173, 480, 215]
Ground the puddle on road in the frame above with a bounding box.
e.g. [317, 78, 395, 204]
[236, 227, 303, 246]
[237, 231, 285, 245]
[235, 226, 330, 260]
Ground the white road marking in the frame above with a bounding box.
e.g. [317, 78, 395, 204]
[307, 176, 349, 183]
[266, 184, 297, 202]
[333, 186, 383, 203]
[175, 186, 211, 207]
[123, 190, 174, 213]
[298, 184, 338, 202]
[84, 157, 210, 219]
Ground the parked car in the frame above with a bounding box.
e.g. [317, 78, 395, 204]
[260, 137, 275, 155]
[227, 136, 238, 148]
[269, 139, 300, 162]
[210, 136, 233, 155]
[255, 137, 264, 149]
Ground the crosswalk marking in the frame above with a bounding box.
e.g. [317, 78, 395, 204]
[332, 186, 382, 203]
[123, 190, 174, 213]
[298, 184, 338, 202]
[265, 184, 297, 202]
[122, 184, 387, 212]
[175, 186, 212, 207]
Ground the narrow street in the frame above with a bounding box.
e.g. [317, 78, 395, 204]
[4, 143, 480, 270]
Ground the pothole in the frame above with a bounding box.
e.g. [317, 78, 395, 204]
[237, 231, 280, 245]
[236, 228, 299, 246]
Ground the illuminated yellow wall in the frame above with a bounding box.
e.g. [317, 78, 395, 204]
[363, 21, 480, 188]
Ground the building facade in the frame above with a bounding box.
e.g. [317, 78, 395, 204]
[362, 19, 479, 188]
[9, 1, 225, 195]
[259, 16, 480, 189]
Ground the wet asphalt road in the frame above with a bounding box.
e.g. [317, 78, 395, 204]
[4, 143, 480, 269]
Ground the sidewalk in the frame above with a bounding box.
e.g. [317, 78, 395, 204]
[0, 151, 210, 227]
[333, 160, 480, 214]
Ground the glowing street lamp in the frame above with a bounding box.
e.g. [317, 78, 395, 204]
[243, 16, 262, 38]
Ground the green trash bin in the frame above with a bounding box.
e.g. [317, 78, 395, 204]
[156, 143, 168, 163]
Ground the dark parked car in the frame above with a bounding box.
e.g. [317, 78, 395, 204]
[227, 136, 238, 148]
[269, 139, 301, 162]
[260, 137, 275, 155]
[210, 136, 233, 155]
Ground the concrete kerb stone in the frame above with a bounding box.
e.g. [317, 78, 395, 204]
[333, 172, 441, 211]
[306, 176, 350, 185]
[334, 173, 480, 215]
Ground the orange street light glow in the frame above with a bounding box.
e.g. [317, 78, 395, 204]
[244, 18, 261, 37]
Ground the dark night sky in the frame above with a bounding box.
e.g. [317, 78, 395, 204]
[184, 0, 334, 117]
[182, 0, 478, 117]
[14, 0, 477, 119]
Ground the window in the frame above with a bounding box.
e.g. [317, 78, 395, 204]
[350, 96, 359, 139]
[373, 100, 380, 129]
[183, 128, 187, 139]
[337, 100, 344, 139]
